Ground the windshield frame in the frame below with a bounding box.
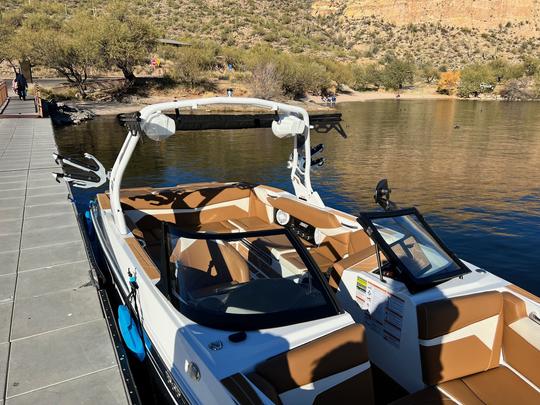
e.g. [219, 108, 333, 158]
[357, 208, 470, 291]
[158, 224, 342, 331]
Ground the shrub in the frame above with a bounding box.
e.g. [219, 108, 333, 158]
[499, 78, 534, 101]
[457, 64, 496, 97]
[437, 71, 460, 94]
[249, 63, 282, 99]
[170, 47, 214, 88]
[278, 57, 331, 98]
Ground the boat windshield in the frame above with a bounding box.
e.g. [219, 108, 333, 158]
[358, 208, 470, 290]
[160, 226, 340, 330]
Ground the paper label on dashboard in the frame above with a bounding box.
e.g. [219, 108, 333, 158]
[356, 276, 404, 348]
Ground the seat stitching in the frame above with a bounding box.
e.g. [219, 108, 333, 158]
[461, 378, 488, 404]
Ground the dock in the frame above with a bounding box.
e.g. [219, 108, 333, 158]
[0, 92, 129, 403]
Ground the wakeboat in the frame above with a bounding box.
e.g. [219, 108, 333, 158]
[56, 97, 540, 404]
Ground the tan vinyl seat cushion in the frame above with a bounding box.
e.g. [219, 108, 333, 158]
[417, 291, 504, 385]
[393, 366, 540, 405]
[249, 324, 374, 404]
[229, 216, 280, 231]
[440, 366, 540, 404]
[171, 239, 250, 296]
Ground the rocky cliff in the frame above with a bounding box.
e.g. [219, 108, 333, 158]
[313, 0, 540, 36]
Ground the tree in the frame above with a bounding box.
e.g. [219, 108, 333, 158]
[488, 58, 524, 82]
[419, 62, 440, 84]
[457, 64, 496, 98]
[35, 13, 100, 98]
[380, 56, 415, 91]
[352, 63, 382, 90]
[97, 2, 159, 82]
[437, 71, 460, 95]
[171, 47, 215, 88]
[277, 56, 331, 98]
[0, 6, 64, 76]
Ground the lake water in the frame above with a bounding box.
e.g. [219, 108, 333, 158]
[54, 99, 540, 296]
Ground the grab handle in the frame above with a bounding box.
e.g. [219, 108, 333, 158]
[529, 312, 540, 326]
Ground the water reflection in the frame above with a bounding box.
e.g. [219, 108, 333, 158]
[55, 99, 540, 295]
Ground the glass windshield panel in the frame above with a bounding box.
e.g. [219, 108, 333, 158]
[166, 229, 334, 328]
[373, 215, 461, 278]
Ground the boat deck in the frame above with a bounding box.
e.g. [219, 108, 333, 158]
[0, 118, 128, 404]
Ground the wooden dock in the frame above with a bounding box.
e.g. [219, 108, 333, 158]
[0, 108, 129, 403]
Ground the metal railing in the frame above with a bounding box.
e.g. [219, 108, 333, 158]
[0, 81, 8, 110]
[34, 83, 43, 117]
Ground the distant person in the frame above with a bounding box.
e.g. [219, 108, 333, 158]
[15, 71, 28, 101]
[11, 77, 18, 96]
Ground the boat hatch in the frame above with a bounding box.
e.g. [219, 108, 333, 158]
[158, 225, 341, 330]
[357, 208, 470, 291]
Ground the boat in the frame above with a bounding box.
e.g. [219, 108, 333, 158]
[57, 97, 540, 404]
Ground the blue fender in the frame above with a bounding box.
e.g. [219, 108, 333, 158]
[84, 209, 94, 239]
[118, 305, 151, 361]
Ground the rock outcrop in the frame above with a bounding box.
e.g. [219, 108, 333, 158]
[44, 101, 96, 126]
[313, 0, 540, 36]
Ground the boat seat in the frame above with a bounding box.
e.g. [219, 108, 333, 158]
[280, 249, 335, 273]
[393, 291, 540, 404]
[268, 196, 342, 229]
[170, 238, 250, 297]
[247, 324, 375, 405]
[392, 366, 539, 405]
[228, 216, 280, 232]
[328, 245, 378, 289]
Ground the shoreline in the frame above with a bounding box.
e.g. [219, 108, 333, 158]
[38, 85, 529, 117]
[72, 90, 456, 116]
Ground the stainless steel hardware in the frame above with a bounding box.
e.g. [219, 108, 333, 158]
[529, 312, 540, 326]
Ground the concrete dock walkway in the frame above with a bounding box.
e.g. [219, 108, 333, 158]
[0, 87, 38, 118]
[0, 118, 128, 404]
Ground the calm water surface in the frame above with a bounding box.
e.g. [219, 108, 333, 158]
[55, 100, 540, 295]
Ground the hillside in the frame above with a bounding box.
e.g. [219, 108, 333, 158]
[313, 1, 540, 35]
[1, 0, 538, 70]
[312, 0, 540, 67]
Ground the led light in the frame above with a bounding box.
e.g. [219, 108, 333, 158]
[275, 209, 291, 226]
[314, 228, 325, 245]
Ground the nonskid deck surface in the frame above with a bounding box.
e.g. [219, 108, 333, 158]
[0, 119, 127, 404]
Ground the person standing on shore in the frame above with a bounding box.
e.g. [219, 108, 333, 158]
[15, 71, 28, 101]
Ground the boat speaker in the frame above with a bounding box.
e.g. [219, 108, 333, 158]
[275, 209, 291, 226]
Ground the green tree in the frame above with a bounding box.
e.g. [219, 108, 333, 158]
[352, 63, 382, 90]
[488, 58, 524, 82]
[97, 1, 159, 82]
[35, 13, 100, 98]
[0, 4, 66, 75]
[380, 56, 415, 90]
[457, 64, 496, 98]
[419, 62, 440, 84]
[171, 46, 216, 88]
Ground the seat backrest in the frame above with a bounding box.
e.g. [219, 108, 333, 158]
[348, 229, 372, 254]
[171, 239, 250, 293]
[416, 291, 503, 385]
[269, 197, 341, 229]
[248, 324, 375, 405]
[502, 291, 540, 387]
